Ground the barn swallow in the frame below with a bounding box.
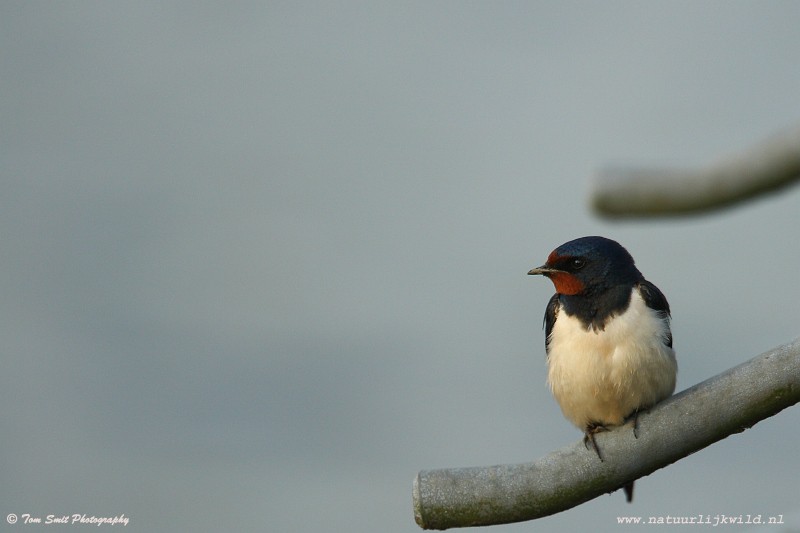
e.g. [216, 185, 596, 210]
[528, 236, 677, 502]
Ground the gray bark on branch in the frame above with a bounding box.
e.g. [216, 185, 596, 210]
[413, 337, 800, 530]
[591, 126, 800, 218]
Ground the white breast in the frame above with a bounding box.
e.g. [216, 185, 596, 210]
[546, 289, 677, 430]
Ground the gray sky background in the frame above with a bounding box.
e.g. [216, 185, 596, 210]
[3, 2, 800, 532]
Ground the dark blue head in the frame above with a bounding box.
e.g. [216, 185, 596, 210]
[528, 236, 642, 296]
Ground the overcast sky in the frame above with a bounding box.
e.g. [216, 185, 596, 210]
[3, 2, 800, 532]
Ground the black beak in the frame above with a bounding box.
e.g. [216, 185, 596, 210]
[527, 265, 557, 276]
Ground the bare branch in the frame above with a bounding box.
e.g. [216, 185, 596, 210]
[591, 126, 800, 218]
[413, 337, 800, 530]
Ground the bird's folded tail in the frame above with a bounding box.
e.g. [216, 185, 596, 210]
[624, 481, 634, 503]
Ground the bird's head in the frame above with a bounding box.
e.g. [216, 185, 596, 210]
[528, 236, 642, 296]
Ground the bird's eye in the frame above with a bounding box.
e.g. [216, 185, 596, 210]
[571, 258, 586, 270]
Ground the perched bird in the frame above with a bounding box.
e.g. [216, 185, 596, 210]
[528, 236, 677, 502]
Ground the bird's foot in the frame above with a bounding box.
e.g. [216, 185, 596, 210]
[583, 423, 608, 462]
[626, 410, 642, 439]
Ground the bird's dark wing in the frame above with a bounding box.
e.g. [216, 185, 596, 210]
[543, 293, 560, 355]
[638, 280, 672, 348]
[638, 280, 670, 315]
